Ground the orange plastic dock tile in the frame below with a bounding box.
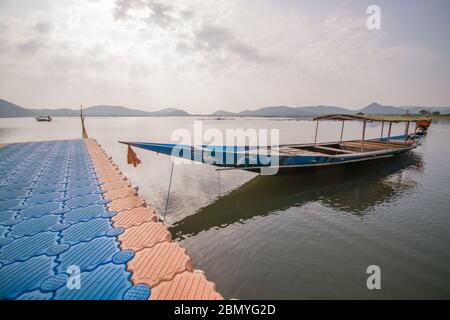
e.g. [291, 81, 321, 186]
[84, 138, 222, 300]
[128, 242, 193, 287]
[119, 222, 172, 251]
[95, 168, 120, 177]
[112, 207, 158, 228]
[99, 174, 126, 184]
[102, 180, 131, 191]
[104, 187, 137, 201]
[108, 195, 145, 212]
[150, 272, 223, 300]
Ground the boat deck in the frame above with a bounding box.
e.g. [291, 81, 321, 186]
[274, 139, 410, 156]
[0, 139, 222, 300]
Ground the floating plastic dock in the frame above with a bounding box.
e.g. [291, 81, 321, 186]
[0, 139, 222, 300]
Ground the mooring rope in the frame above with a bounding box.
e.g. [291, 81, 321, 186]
[217, 169, 221, 198]
[163, 158, 174, 222]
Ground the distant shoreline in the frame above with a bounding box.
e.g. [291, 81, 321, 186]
[2, 114, 450, 120]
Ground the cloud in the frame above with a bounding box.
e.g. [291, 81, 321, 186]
[16, 39, 44, 55]
[147, 2, 173, 26]
[113, 0, 177, 27]
[112, 0, 147, 20]
[111, 1, 268, 64]
[193, 24, 268, 63]
[0, 0, 447, 111]
[35, 21, 52, 34]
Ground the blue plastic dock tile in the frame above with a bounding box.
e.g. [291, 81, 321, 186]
[40, 274, 68, 292]
[0, 189, 29, 201]
[26, 192, 65, 205]
[54, 264, 132, 300]
[0, 199, 24, 211]
[0, 183, 32, 192]
[0, 232, 59, 265]
[57, 237, 119, 272]
[65, 194, 102, 209]
[0, 256, 55, 299]
[10, 215, 60, 237]
[0, 211, 16, 224]
[112, 249, 134, 265]
[0, 140, 134, 300]
[19, 202, 62, 220]
[0, 237, 14, 247]
[32, 185, 67, 195]
[64, 205, 108, 224]
[65, 186, 102, 199]
[67, 179, 101, 189]
[61, 219, 112, 244]
[46, 244, 70, 256]
[16, 290, 53, 300]
[0, 225, 8, 238]
[123, 284, 151, 300]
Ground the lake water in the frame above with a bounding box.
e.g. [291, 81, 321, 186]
[1, 117, 450, 299]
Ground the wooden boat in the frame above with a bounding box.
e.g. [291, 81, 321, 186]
[35, 116, 52, 122]
[120, 115, 432, 173]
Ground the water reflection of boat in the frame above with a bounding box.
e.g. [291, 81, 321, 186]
[35, 116, 52, 122]
[120, 115, 431, 174]
[170, 154, 423, 239]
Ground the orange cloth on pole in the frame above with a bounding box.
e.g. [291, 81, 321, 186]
[417, 118, 432, 129]
[127, 145, 142, 167]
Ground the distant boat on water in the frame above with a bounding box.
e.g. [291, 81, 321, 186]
[35, 116, 52, 122]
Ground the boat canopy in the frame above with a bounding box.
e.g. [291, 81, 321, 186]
[313, 114, 428, 123]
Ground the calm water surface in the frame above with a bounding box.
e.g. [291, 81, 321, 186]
[1, 117, 450, 299]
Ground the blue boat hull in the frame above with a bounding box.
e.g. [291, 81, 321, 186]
[120, 133, 420, 172]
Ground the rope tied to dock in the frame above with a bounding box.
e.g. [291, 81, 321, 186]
[127, 145, 142, 167]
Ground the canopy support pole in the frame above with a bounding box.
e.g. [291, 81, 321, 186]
[163, 158, 174, 222]
[388, 122, 392, 139]
[405, 121, 410, 142]
[340, 120, 345, 142]
[380, 121, 384, 140]
[314, 120, 319, 144]
[361, 121, 367, 151]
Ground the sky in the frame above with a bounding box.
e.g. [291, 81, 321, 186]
[0, 0, 449, 113]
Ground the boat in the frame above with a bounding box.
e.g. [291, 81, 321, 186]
[120, 114, 432, 174]
[35, 116, 52, 122]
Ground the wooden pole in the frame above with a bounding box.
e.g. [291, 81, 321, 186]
[380, 121, 384, 140]
[361, 121, 366, 151]
[340, 120, 345, 142]
[388, 122, 392, 139]
[80, 105, 88, 139]
[405, 121, 410, 142]
[314, 120, 319, 144]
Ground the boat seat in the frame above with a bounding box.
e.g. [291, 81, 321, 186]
[313, 146, 356, 154]
[276, 147, 324, 156]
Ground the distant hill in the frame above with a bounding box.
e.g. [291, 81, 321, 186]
[211, 102, 450, 117]
[2, 97, 449, 118]
[0, 99, 34, 117]
[238, 106, 306, 117]
[298, 105, 354, 115]
[405, 106, 450, 114]
[211, 110, 237, 116]
[147, 108, 190, 116]
[0, 98, 190, 117]
[358, 102, 407, 115]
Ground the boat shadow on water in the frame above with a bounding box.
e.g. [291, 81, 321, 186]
[170, 153, 424, 240]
